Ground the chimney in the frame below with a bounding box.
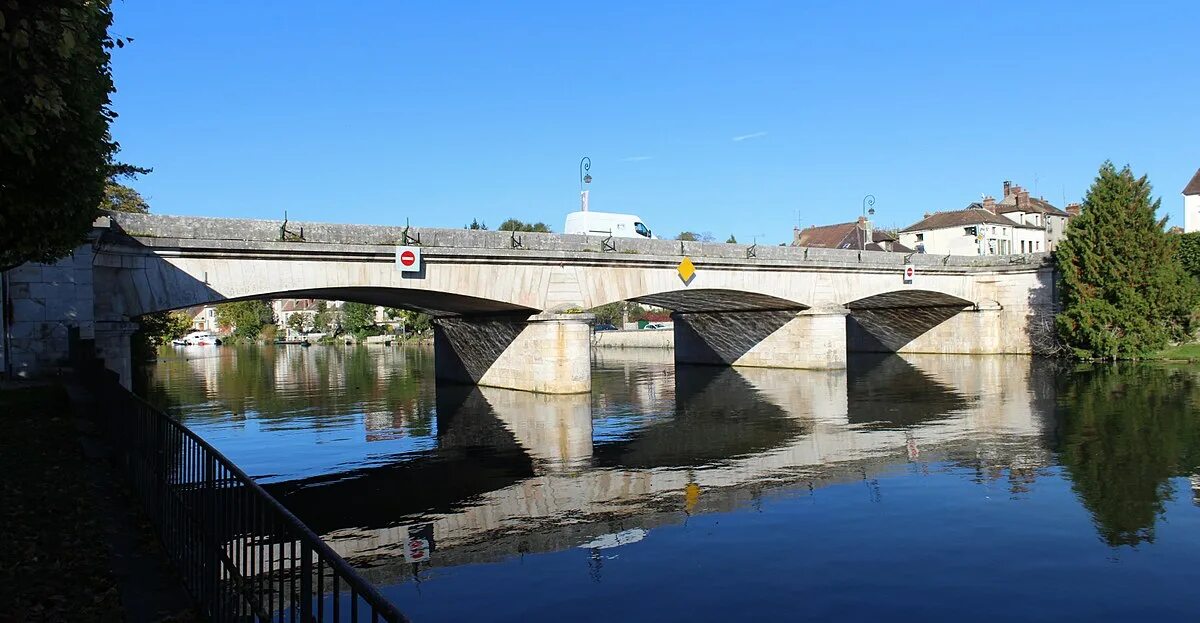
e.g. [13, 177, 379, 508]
[1017, 190, 1030, 209]
[1066, 202, 1081, 217]
[1003, 180, 1012, 197]
[982, 196, 996, 212]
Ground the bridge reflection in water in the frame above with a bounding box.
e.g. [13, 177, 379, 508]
[140, 347, 1200, 620]
[192, 349, 1055, 588]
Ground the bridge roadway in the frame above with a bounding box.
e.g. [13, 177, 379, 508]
[4, 212, 1056, 391]
[239, 351, 1056, 584]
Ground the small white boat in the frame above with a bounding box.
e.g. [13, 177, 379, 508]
[173, 331, 221, 346]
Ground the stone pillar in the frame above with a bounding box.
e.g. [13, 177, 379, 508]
[434, 313, 592, 394]
[881, 301, 1040, 355]
[673, 306, 849, 370]
[94, 320, 139, 389]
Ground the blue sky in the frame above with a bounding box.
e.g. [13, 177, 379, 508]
[110, 1, 1200, 243]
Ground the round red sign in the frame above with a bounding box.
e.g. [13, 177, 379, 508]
[905, 267, 914, 277]
[400, 250, 416, 266]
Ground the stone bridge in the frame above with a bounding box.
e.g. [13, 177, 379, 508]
[2, 212, 1056, 391]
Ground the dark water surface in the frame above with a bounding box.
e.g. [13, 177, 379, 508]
[138, 345, 1200, 622]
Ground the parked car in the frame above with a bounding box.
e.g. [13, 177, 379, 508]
[593, 323, 618, 332]
[643, 322, 668, 330]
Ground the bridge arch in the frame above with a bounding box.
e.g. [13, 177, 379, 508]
[844, 289, 975, 353]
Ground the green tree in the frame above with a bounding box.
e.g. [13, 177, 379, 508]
[342, 302, 376, 335]
[1178, 231, 1200, 281]
[498, 218, 551, 233]
[1055, 163, 1199, 359]
[100, 179, 149, 213]
[216, 300, 274, 341]
[131, 310, 192, 357]
[676, 231, 698, 241]
[726, 234, 737, 244]
[312, 301, 331, 333]
[287, 313, 308, 335]
[0, 1, 137, 270]
[466, 218, 488, 230]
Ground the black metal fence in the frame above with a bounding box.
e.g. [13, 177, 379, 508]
[82, 366, 408, 622]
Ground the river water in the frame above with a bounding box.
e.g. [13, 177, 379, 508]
[137, 345, 1200, 622]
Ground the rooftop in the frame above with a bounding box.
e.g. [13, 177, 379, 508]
[900, 205, 1024, 233]
[1184, 168, 1200, 195]
[794, 220, 896, 250]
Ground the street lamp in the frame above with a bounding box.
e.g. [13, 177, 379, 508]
[579, 157, 592, 212]
[861, 194, 876, 250]
[580, 157, 592, 190]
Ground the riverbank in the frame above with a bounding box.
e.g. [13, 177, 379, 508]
[0, 382, 195, 622]
[1153, 343, 1200, 361]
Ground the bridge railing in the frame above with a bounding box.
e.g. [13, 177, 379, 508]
[79, 362, 408, 623]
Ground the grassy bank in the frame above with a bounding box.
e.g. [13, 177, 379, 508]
[1152, 343, 1200, 361]
[0, 385, 123, 621]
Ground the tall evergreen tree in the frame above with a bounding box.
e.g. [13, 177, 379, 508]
[1055, 162, 1198, 359]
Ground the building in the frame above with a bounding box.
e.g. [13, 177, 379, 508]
[189, 305, 219, 332]
[1184, 168, 1200, 233]
[898, 180, 1078, 256]
[793, 217, 913, 252]
[990, 181, 1072, 252]
[898, 204, 1027, 256]
[272, 299, 325, 336]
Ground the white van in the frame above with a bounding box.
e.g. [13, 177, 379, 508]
[563, 211, 654, 239]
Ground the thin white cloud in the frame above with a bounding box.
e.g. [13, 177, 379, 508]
[622, 155, 653, 162]
[732, 131, 768, 142]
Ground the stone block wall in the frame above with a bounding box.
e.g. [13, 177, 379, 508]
[2, 244, 96, 379]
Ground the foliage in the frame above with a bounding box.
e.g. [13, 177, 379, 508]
[726, 234, 737, 244]
[216, 300, 274, 341]
[466, 218, 488, 230]
[1054, 163, 1199, 359]
[100, 179, 149, 213]
[386, 308, 432, 333]
[498, 218, 551, 233]
[675, 231, 715, 242]
[1056, 365, 1200, 546]
[342, 301, 377, 335]
[0, 1, 139, 270]
[589, 301, 648, 325]
[312, 301, 332, 333]
[1177, 231, 1200, 281]
[287, 313, 309, 334]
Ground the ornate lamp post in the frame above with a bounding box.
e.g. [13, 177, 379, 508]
[579, 157, 592, 211]
[861, 194, 876, 250]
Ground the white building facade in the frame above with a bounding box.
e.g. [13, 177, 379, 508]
[1185, 169, 1200, 233]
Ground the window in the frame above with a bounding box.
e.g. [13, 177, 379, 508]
[634, 222, 651, 238]
[1021, 240, 1026, 253]
[1035, 241, 1040, 251]
[915, 233, 924, 241]
[964, 226, 977, 236]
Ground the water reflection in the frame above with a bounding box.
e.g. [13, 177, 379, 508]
[140, 346, 1200, 620]
[1054, 364, 1200, 546]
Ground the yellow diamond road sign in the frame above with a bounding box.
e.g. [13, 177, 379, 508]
[677, 257, 696, 282]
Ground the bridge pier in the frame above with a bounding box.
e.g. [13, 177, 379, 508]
[848, 301, 1045, 354]
[94, 321, 139, 389]
[673, 307, 849, 370]
[433, 313, 592, 394]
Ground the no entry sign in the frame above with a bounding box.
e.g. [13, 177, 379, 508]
[903, 264, 915, 284]
[395, 246, 422, 273]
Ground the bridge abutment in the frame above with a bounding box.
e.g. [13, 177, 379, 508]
[433, 313, 592, 394]
[673, 307, 850, 370]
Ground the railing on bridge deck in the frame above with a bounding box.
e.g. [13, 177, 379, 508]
[78, 361, 407, 623]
